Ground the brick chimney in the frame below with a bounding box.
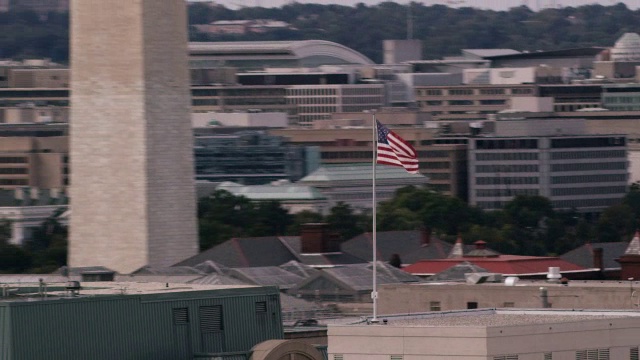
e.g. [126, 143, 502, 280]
[300, 223, 341, 254]
[420, 227, 431, 246]
[592, 247, 604, 273]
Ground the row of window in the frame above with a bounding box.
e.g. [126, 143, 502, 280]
[476, 189, 539, 197]
[551, 174, 627, 184]
[0, 167, 28, 174]
[476, 139, 539, 150]
[289, 97, 337, 105]
[551, 150, 626, 160]
[552, 197, 621, 209]
[296, 106, 338, 113]
[417, 88, 534, 96]
[551, 162, 627, 172]
[476, 153, 538, 161]
[476, 164, 539, 173]
[551, 186, 627, 196]
[342, 96, 383, 104]
[0, 179, 28, 185]
[476, 177, 539, 185]
[288, 88, 338, 96]
[342, 88, 383, 96]
[420, 99, 507, 106]
[0, 157, 27, 164]
[551, 137, 625, 149]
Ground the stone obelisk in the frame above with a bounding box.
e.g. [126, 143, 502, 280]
[69, 0, 198, 273]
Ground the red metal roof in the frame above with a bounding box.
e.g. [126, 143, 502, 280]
[403, 255, 589, 276]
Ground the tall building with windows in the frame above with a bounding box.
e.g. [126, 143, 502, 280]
[469, 117, 628, 213]
[69, 1, 198, 273]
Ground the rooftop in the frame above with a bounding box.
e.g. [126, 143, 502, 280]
[334, 308, 640, 327]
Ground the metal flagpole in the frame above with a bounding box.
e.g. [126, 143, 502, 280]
[371, 112, 379, 323]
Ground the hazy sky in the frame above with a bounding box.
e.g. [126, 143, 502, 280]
[191, 0, 640, 11]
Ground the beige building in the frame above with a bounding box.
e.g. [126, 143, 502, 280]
[0, 136, 67, 189]
[377, 281, 640, 315]
[328, 308, 640, 360]
[69, 0, 198, 274]
[414, 84, 537, 122]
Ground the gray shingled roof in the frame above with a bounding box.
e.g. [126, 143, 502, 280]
[341, 230, 453, 265]
[294, 262, 421, 293]
[228, 266, 306, 289]
[561, 242, 628, 270]
[175, 236, 298, 268]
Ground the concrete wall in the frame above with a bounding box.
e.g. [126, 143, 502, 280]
[377, 283, 640, 315]
[329, 316, 640, 360]
[69, 0, 198, 273]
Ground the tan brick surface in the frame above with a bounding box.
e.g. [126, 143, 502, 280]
[69, 0, 198, 274]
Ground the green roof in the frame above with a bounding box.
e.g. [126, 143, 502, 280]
[217, 182, 326, 201]
[300, 163, 427, 182]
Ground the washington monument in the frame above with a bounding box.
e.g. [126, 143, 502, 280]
[69, 0, 198, 273]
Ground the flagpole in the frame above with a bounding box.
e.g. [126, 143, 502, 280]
[371, 112, 378, 323]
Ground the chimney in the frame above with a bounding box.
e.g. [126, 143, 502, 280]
[300, 223, 340, 254]
[593, 247, 604, 276]
[474, 240, 487, 250]
[420, 227, 431, 246]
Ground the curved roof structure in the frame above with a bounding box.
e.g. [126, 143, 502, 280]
[189, 40, 375, 69]
[611, 32, 640, 61]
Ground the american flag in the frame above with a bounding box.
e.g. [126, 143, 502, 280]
[376, 120, 419, 174]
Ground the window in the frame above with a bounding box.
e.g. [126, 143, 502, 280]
[390, 356, 403, 360]
[429, 301, 441, 311]
[503, 302, 515, 308]
[493, 355, 518, 360]
[467, 302, 478, 309]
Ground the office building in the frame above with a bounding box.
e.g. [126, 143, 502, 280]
[468, 116, 628, 213]
[69, 0, 198, 273]
[194, 130, 314, 185]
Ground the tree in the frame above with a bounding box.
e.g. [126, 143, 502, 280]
[287, 210, 324, 235]
[326, 202, 369, 241]
[597, 204, 636, 243]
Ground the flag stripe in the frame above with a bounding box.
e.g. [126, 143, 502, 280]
[376, 120, 419, 174]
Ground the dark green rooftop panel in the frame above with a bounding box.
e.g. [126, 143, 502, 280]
[0, 283, 283, 360]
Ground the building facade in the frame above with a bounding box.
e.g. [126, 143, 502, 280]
[194, 130, 314, 185]
[329, 309, 640, 360]
[469, 118, 628, 213]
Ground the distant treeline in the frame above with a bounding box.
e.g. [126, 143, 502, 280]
[2, 2, 640, 64]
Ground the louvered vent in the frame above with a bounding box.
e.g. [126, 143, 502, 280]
[390, 355, 403, 360]
[544, 353, 552, 360]
[173, 308, 188, 325]
[493, 355, 518, 360]
[333, 355, 344, 360]
[200, 305, 223, 332]
[631, 346, 639, 360]
[256, 301, 267, 313]
[576, 349, 609, 360]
